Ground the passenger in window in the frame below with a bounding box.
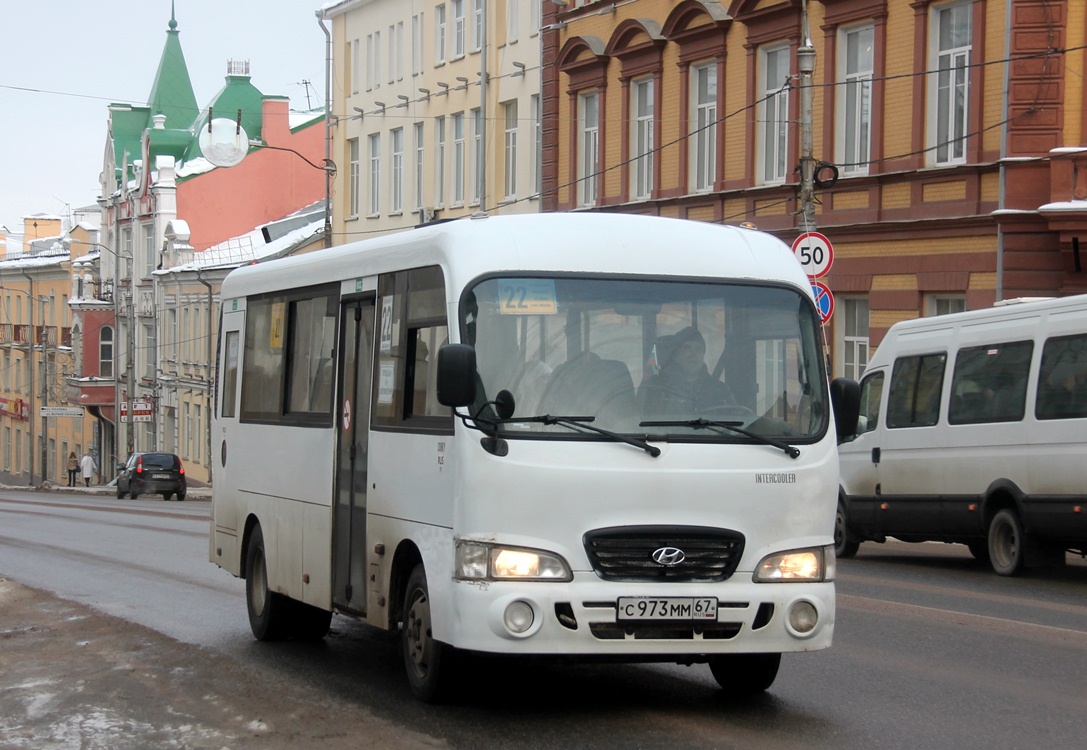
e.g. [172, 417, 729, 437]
[1042, 359, 1087, 418]
[640, 326, 735, 418]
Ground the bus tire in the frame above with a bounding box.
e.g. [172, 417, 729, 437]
[708, 653, 781, 697]
[246, 524, 291, 640]
[988, 508, 1024, 576]
[402, 564, 455, 703]
[834, 500, 859, 559]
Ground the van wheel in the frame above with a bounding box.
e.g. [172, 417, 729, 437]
[708, 653, 781, 697]
[989, 509, 1024, 576]
[402, 564, 456, 702]
[246, 524, 291, 640]
[834, 500, 859, 559]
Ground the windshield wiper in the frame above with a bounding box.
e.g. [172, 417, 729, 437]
[640, 418, 800, 459]
[502, 414, 661, 457]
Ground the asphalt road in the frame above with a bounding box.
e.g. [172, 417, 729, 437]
[1, 487, 1085, 749]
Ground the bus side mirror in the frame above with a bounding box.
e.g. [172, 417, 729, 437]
[830, 377, 861, 440]
[437, 343, 478, 407]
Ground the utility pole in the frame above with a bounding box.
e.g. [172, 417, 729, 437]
[798, 0, 816, 232]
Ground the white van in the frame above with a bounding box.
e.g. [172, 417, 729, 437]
[836, 295, 1087, 575]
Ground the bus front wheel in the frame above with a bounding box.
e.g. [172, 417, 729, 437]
[988, 508, 1024, 576]
[834, 500, 859, 559]
[402, 564, 456, 702]
[708, 653, 781, 697]
[246, 524, 291, 640]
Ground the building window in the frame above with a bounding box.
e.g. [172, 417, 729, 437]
[391, 128, 404, 214]
[369, 133, 382, 215]
[412, 13, 424, 75]
[503, 100, 518, 200]
[452, 112, 466, 205]
[929, 1, 971, 165]
[758, 44, 790, 185]
[414, 122, 425, 211]
[631, 78, 653, 200]
[927, 294, 966, 316]
[348, 138, 360, 217]
[143, 223, 155, 277]
[691, 64, 716, 192]
[839, 24, 873, 176]
[471, 0, 483, 52]
[99, 326, 114, 379]
[143, 323, 155, 380]
[507, 0, 520, 43]
[435, 4, 447, 64]
[841, 298, 869, 381]
[452, 0, 466, 58]
[366, 32, 381, 90]
[471, 108, 483, 205]
[351, 39, 360, 95]
[578, 91, 600, 207]
[436, 116, 447, 207]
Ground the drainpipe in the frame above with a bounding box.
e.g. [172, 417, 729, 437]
[317, 11, 333, 248]
[996, 0, 1013, 302]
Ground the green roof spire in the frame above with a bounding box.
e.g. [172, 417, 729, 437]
[147, 5, 198, 130]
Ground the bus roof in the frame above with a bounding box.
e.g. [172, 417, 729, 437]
[219, 213, 810, 300]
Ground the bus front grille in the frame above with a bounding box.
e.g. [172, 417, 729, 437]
[583, 526, 745, 582]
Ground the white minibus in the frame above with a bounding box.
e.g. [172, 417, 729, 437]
[837, 295, 1087, 575]
[209, 213, 859, 701]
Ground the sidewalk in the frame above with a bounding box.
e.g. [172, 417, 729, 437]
[0, 482, 212, 500]
[0, 578, 438, 749]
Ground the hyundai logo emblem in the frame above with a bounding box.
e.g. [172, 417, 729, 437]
[651, 546, 686, 566]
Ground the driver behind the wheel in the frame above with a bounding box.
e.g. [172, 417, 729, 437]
[639, 326, 735, 418]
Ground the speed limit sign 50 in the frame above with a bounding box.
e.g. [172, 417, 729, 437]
[792, 232, 834, 278]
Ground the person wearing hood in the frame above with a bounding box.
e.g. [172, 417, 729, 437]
[640, 326, 735, 417]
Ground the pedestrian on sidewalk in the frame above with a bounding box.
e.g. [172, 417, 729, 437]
[79, 452, 96, 487]
[66, 452, 79, 487]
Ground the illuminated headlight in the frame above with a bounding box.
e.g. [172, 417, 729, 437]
[754, 546, 834, 582]
[455, 542, 572, 581]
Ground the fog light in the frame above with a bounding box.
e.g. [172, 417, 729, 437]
[503, 601, 535, 634]
[788, 600, 818, 634]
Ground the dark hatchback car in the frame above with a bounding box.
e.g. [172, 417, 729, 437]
[116, 452, 187, 501]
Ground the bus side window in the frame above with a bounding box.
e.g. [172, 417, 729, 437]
[855, 371, 883, 435]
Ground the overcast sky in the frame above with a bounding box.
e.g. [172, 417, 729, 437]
[0, 1, 329, 234]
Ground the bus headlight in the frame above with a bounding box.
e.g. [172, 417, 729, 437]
[754, 546, 833, 582]
[456, 542, 572, 581]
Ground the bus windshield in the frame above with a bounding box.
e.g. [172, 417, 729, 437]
[465, 276, 828, 442]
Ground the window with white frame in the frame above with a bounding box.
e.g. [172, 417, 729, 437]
[929, 1, 971, 165]
[143, 323, 155, 379]
[396, 21, 404, 80]
[470, 107, 482, 205]
[452, 0, 466, 58]
[368, 133, 382, 215]
[436, 116, 447, 206]
[391, 128, 404, 213]
[414, 122, 425, 210]
[99, 326, 114, 378]
[452, 112, 465, 204]
[351, 39, 360, 94]
[503, 100, 518, 199]
[412, 14, 424, 75]
[471, 0, 483, 52]
[348, 137, 360, 217]
[388, 25, 396, 84]
[631, 78, 654, 199]
[435, 4, 447, 64]
[507, 0, 520, 43]
[530, 0, 541, 36]
[927, 294, 966, 316]
[840, 297, 870, 381]
[578, 91, 600, 207]
[758, 44, 790, 185]
[143, 223, 155, 277]
[691, 64, 716, 192]
[839, 24, 873, 176]
[366, 32, 381, 90]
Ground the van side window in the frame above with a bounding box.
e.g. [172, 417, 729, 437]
[373, 265, 453, 429]
[1037, 334, 1087, 420]
[887, 353, 945, 428]
[856, 372, 884, 434]
[948, 341, 1032, 424]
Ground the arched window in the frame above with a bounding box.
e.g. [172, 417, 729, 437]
[99, 326, 114, 379]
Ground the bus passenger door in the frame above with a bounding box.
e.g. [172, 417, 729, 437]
[333, 296, 375, 614]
